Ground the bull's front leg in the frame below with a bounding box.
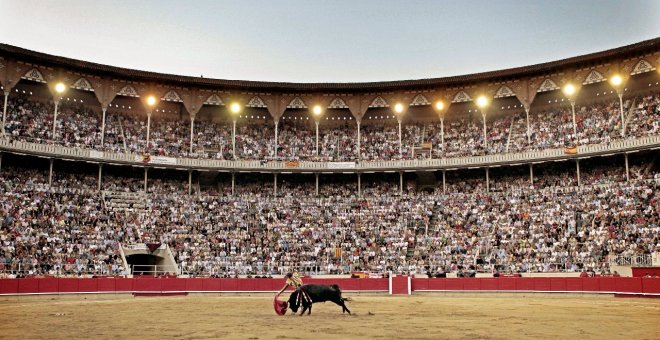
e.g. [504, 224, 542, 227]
[307, 304, 312, 315]
[299, 305, 307, 316]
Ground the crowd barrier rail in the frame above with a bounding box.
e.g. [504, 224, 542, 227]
[411, 277, 660, 295]
[0, 277, 389, 295]
[2, 134, 660, 172]
[0, 277, 658, 296]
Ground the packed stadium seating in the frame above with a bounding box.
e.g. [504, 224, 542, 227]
[1, 153, 657, 277]
[1, 42, 659, 281]
[4, 91, 659, 161]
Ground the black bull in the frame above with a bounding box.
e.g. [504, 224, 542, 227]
[287, 284, 351, 315]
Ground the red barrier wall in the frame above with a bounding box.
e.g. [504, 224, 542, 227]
[411, 277, 660, 294]
[0, 277, 389, 295]
[390, 276, 409, 295]
[0, 277, 658, 296]
[632, 267, 660, 277]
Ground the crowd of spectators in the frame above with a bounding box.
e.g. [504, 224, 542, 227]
[627, 93, 660, 138]
[3, 90, 658, 162]
[0, 168, 127, 277]
[508, 93, 660, 152]
[1, 154, 657, 278]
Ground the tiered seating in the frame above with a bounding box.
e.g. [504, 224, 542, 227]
[103, 191, 147, 213]
[1, 156, 657, 277]
[4, 91, 660, 161]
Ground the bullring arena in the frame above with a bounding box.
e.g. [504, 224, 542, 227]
[2, 294, 659, 339]
[1, 276, 660, 338]
[2, 2, 660, 339]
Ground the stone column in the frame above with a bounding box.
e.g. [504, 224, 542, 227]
[97, 164, 103, 191]
[188, 170, 193, 195]
[356, 120, 361, 160]
[357, 173, 362, 197]
[52, 100, 60, 140]
[100, 107, 107, 147]
[274, 120, 279, 158]
[398, 120, 403, 157]
[232, 119, 237, 158]
[570, 100, 577, 137]
[624, 153, 629, 182]
[189, 117, 195, 154]
[440, 117, 445, 153]
[442, 170, 446, 194]
[49, 159, 54, 187]
[482, 112, 487, 150]
[617, 92, 625, 137]
[486, 167, 490, 192]
[524, 106, 531, 144]
[144, 167, 148, 192]
[2, 91, 9, 136]
[315, 121, 320, 156]
[315, 173, 319, 196]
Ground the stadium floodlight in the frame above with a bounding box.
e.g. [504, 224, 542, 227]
[394, 103, 404, 114]
[313, 105, 322, 116]
[229, 102, 241, 158]
[55, 82, 66, 94]
[475, 95, 490, 149]
[609, 74, 626, 137]
[434, 100, 447, 147]
[392, 103, 405, 157]
[562, 84, 578, 136]
[476, 95, 489, 109]
[146, 95, 157, 107]
[144, 95, 157, 152]
[230, 102, 241, 114]
[52, 82, 67, 138]
[312, 104, 324, 155]
[563, 83, 576, 97]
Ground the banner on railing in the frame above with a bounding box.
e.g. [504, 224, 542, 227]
[135, 155, 177, 165]
[653, 252, 660, 266]
[89, 150, 104, 159]
[564, 147, 578, 155]
[327, 162, 356, 169]
[285, 161, 300, 168]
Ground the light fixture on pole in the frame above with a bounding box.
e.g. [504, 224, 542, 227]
[434, 100, 447, 157]
[609, 74, 626, 137]
[562, 83, 578, 137]
[394, 103, 405, 158]
[476, 95, 489, 150]
[145, 95, 157, 152]
[312, 105, 323, 156]
[230, 102, 241, 158]
[52, 82, 66, 139]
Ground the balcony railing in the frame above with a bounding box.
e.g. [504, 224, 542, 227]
[1, 134, 659, 172]
[610, 255, 653, 266]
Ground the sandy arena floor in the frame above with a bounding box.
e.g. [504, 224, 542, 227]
[1, 294, 658, 339]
